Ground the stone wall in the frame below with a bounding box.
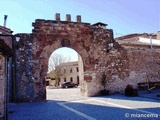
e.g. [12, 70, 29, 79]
[106, 48, 160, 93]
[0, 26, 13, 102]
[0, 55, 6, 119]
[0, 37, 12, 119]
[14, 14, 115, 101]
[78, 54, 84, 95]
[14, 34, 35, 102]
[31, 14, 115, 98]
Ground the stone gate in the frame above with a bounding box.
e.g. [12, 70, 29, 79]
[14, 13, 160, 102]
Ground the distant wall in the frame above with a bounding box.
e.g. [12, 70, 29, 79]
[157, 31, 160, 40]
[107, 48, 160, 93]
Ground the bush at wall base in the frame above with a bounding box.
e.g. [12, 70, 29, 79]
[100, 89, 109, 96]
[125, 88, 138, 97]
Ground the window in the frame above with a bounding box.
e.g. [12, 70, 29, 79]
[64, 77, 66, 82]
[70, 77, 73, 82]
[70, 68, 72, 73]
[77, 76, 79, 84]
[76, 67, 79, 72]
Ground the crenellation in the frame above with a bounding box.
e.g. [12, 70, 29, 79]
[76, 15, 81, 22]
[66, 14, 71, 21]
[55, 13, 60, 21]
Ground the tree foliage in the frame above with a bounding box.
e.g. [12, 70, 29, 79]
[48, 53, 71, 72]
[47, 53, 71, 86]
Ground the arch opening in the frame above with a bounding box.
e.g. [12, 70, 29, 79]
[45, 47, 84, 100]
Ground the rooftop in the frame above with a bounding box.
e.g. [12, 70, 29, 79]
[115, 33, 157, 41]
[92, 22, 108, 26]
[0, 25, 13, 33]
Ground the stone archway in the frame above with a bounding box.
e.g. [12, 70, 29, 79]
[33, 37, 90, 101]
[15, 13, 120, 102]
[12, 14, 160, 103]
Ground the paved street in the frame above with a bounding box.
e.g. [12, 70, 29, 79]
[9, 87, 160, 120]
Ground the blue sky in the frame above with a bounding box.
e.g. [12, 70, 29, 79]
[0, 0, 160, 63]
[51, 47, 78, 61]
[48, 47, 78, 71]
[0, 0, 159, 37]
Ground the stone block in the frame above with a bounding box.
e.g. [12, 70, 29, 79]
[66, 14, 71, 21]
[76, 15, 81, 22]
[55, 13, 60, 21]
[84, 76, 92, 82]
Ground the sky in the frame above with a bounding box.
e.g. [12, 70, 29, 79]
[0, 0, 159, 36]
[50, 47, 78, 62]
[48, 47, 78, 72]
[0, 0, 160, 63]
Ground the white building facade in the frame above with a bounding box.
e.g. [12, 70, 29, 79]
[47, 61, 80, 86]
[59, 61, 79, 84]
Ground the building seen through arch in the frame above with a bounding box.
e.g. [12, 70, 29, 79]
[46, 61, 80, 86]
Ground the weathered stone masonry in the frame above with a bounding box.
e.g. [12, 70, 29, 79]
[0, 25, 13, 119]
[15, 14, 160, 102]
[0, 54, 6, 119]
[14, 34, 35, 102]
[0, 38, 12, 120]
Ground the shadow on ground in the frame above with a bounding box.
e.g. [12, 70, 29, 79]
[8, 90, 160, 120]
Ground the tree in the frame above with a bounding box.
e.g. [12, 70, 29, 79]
[48, 53, 71, 86]
[48, 53, 71, 72]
